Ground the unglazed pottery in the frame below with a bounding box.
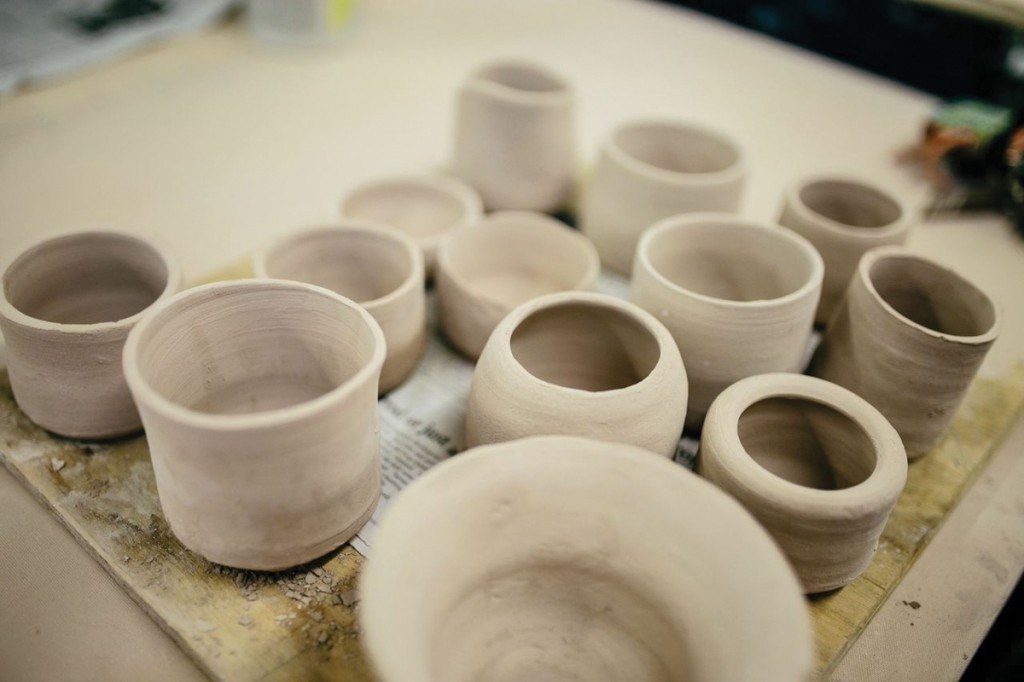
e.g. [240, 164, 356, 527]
[436, 211, 599, 359]
[0, 231, 181, 439]
[631, 213, 823, 430]
[338, 174, 483, 275]
[581, 119, 747, 273]
[810, 246, 999, 458]
[699, 374, 907, 593]
[466, 292, 687, 457]
[253, 222, 426, 394]
[452, 60, 575, 212]
[778, 175, 912, 324]
[360, 436, 813, 682]
[122, 280, 385, 570]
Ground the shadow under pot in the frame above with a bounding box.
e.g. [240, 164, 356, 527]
[436, 211, 599, 360]
[778, 175, 912, 325]
[0, 230, 181, 439]
[630, 213, 823, 431]
[253, 222, 426, 394]
[339, 174, 483, 277]
[699, 374, 908, 594]
[810, 246, 999, 458]
[466, 291, 687, 457]
[122, 279, 385, 571]
[360, 435, 813, 682]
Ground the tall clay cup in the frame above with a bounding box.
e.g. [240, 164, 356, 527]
[810, 247, 999, 458]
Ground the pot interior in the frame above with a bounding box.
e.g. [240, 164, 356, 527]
[646, 221, 814, 302]
[133, 284, 378, 415]
[263, 228, 413, 305]
[737, 396, 876, 490]
[511, 303, 659, 391]
[615, 122, 740, 175]
[343, 182, 470, 240]
[868, 255, 997, 337]
[799, 180, 902, 229]
[3, 233, 169, 325]
[475, 62, 566, 93]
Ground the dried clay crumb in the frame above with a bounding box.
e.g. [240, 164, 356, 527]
[195, 619, 217, 633]
[51, 458, 65, 472]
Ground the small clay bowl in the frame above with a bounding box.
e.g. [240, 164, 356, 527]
[339, 174, 482, 276]
[122, 279, 385, 571]
[254, 222, 426, 394]
[436, 211, 599, 359]
[360, 435, 813, 682]
[0, 230, 181, 439]
[467, 292, 687, 457]
[699, 373, 908, 593]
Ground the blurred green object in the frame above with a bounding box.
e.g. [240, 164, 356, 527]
[934, 100, 1012, 145]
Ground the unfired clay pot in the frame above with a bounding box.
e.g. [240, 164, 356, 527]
[581, 119, 747, 274]
[699, 374, 908, 593]
[338, 174, 483, 276]
[452, 60, 575, 212]
[360, 435, 813, 682]
[778, 175, 912, 325]
[0, 231, 181, 439]
[810, 246, 999, 458]
[253, 222, 426, 394]
[466, 292, 687, 457]
[630, 213, 823, 431]
[122, 279, 385, 570]
[436, 211, 599, 359]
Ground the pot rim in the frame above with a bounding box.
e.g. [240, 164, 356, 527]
[252, 221, 424, 311]
[605, 118, 747, 187]
[0, 229, 182, 334]
[785, 174, 912, 240]
[122, 279, 386, 432]
[635, 212, 824, 309]
[857, 246, 1001, 345]
[702, 373, 907, 518]
[463, 58, 573, 107]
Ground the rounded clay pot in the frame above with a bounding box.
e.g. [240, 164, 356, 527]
[122, 279, 385, 570]
[452, 59, 575, 212]
[0, 230, 181, 439]
[630, 213, 823, 431]
[581, 119, 747, 274]
[466, 292, 687, 457]
[338, 174, 482, 276]
[436, 211, 599, 359]
[778, 175, 912, 325]
[699, 373, 908, 593]
[810, 246, 999, 458]
[253, 222, 426, 394]
[360, 435, 813, 682]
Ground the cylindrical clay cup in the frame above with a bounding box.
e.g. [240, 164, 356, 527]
[122, 280, 385, 570]
[436, 211, 599, 359]
[699, 374, 908, 593]
[254, 223, 426, 394]
[810, 247, 999, 458]
[581, 120, 747, 274]
[0, 231, 181, 439]
[452, 60, 575, 212]
[630, 214, 823, 431]
[339, 174, 482, 276]
[360, 435, 813, 682]
[466, 292, 688, 457]
[778, 175, 912, 324]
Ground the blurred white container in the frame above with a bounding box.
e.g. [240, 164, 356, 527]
[248, 0, 355, 46]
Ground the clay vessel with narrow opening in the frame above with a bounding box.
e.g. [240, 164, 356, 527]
[122, 279, 385, 570]
[437, 211, 599, 360]
[452, 59, 575, 212]
[778, 175, 912, 325]
[630, 213, 823, 431]
[699, 373, 907, 593]
[0, 230, 181, 439]
[810, 246, 999, 458]
[254, 222, 426, 394]
[581, 119, 747, 274]
[339, 174, 482, 276]
[466, 292, 687, 457]
[360, 435, 813, 682]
